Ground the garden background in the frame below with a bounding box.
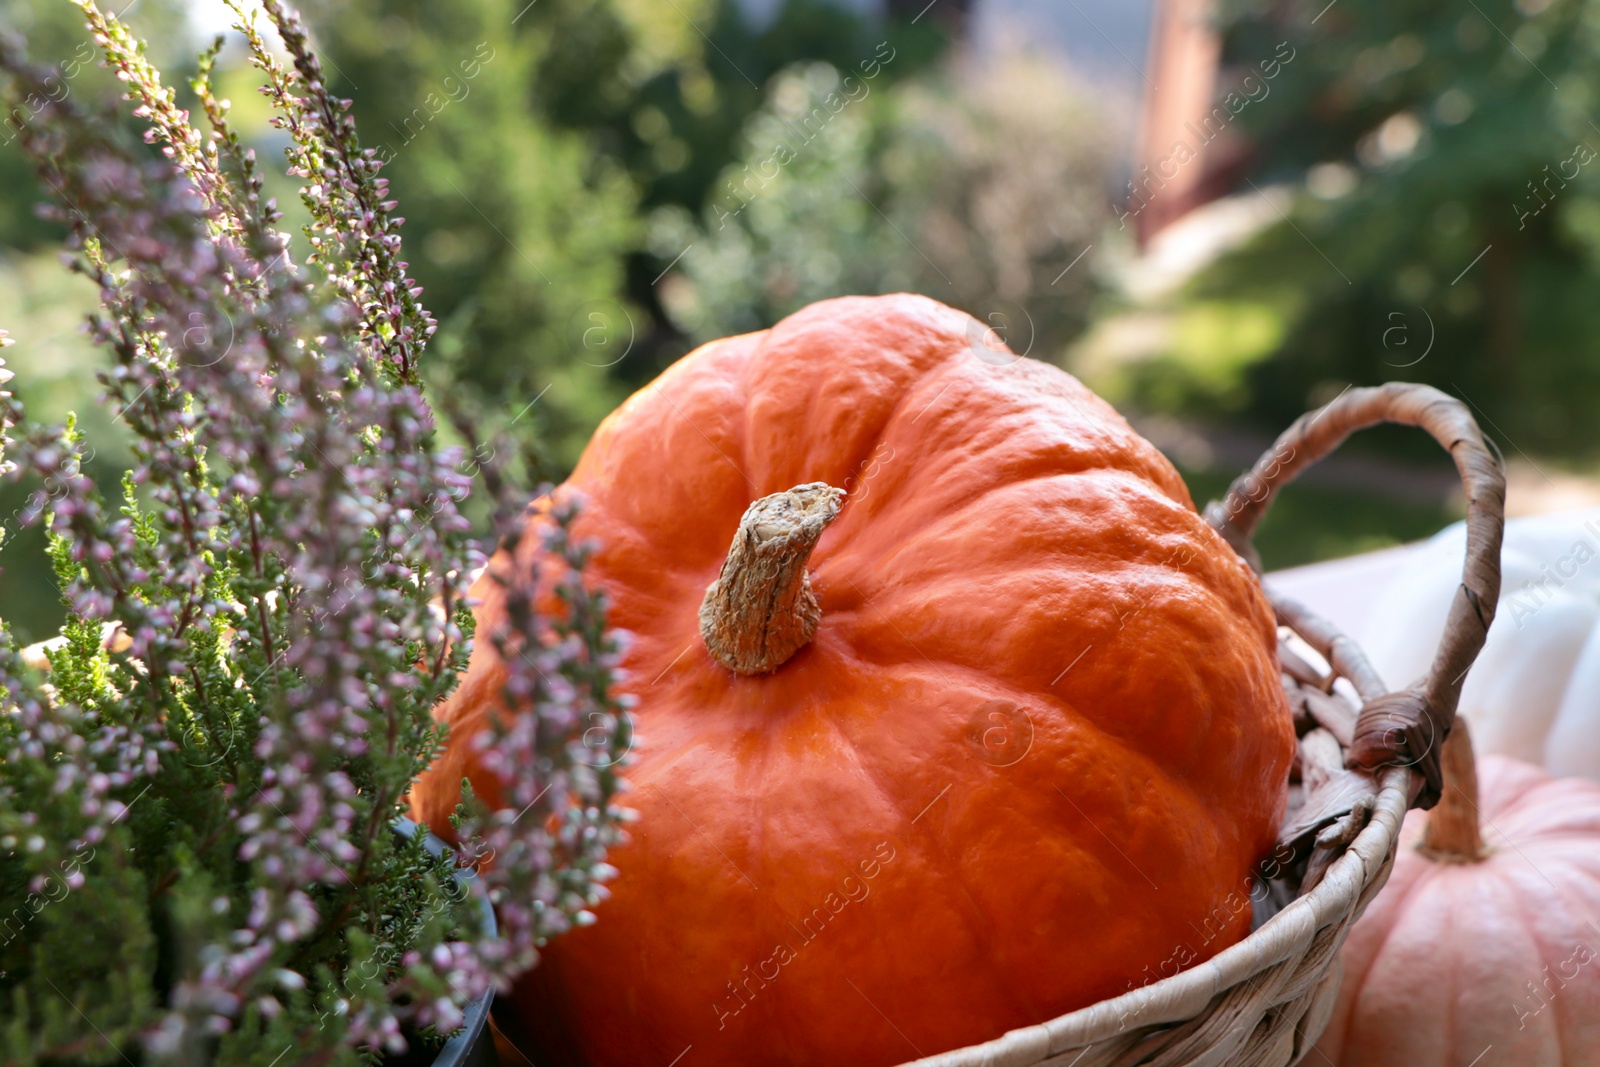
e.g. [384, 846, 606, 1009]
[3, 0, 1597, 643]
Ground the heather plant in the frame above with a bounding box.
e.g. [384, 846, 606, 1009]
[0, 1, 630, 1063]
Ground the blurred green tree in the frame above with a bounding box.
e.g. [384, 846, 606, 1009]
[305, 0, 950, 466]
[1174, 0, 1600, 457]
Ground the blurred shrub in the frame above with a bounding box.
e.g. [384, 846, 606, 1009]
[306, 0, 652, 467]
[888, 52, 1113, 356]
[308, 0, 951, 466]
[650, 51, 1114, 357]
[648, 61, 915, 337]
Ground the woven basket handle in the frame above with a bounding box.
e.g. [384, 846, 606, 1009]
[1203, 383, 1505, 809]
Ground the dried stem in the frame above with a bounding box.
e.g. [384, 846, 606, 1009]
[699, 483, 844, 675]
[1418, 719, 1487, 863]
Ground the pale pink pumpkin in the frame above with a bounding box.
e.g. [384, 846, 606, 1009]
[1313, 723, 1600, 1066]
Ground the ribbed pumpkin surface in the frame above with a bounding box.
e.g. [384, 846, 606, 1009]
[413, 293, 1294, 1067]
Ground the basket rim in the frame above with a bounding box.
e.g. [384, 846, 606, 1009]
[897, 764, 1408, 1067]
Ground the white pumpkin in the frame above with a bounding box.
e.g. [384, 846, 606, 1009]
[1360, 506, 1600, 780]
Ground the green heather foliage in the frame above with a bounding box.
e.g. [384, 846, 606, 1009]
[0, 1, 629, 1062]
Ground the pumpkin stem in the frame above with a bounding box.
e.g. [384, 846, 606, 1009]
[1418, 718, 1487, 863]
[699, 482, 845, 675]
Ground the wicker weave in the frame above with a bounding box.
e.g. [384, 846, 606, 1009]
[897, 383, 1506, 1067]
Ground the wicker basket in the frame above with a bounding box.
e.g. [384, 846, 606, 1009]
[897, 382, 1506, 1067]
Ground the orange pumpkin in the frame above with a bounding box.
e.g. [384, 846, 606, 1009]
[413, 294, 1295, 1066]
[1313, 722, 1600, 1066]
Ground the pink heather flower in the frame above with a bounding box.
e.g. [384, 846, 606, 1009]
[0, 2, 626, 1058]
